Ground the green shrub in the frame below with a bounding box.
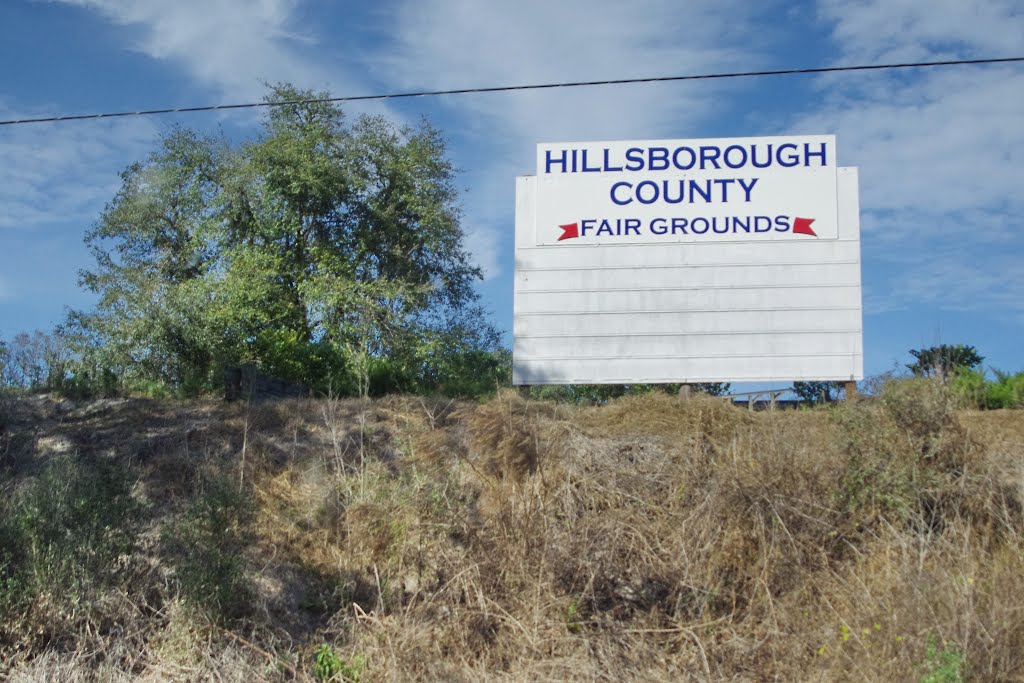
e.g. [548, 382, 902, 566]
[427, 348, 511, 399]
[366, 356, 418, 396]
[56, 365, 121, 400]
[0, 519, 27, 614]
[0, 456, 137, 621]
[832, 400, 920, 522]
[0, 389, 10, 435]
[314, 643, 364, 682]
[985, 370, 1024, 409]
[948, 368, 987, 409]
[164, 476, 253, 622]
[948, 368, 1024, 410]
[879, 378, 956, 458]
[920, 633, 964, 683]
[565, 596, 583, 634]
[831, 377, 965, 529]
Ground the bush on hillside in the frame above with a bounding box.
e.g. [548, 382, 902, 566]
[0, 456, 138, 642]
[162, 476, 254, 623]
[950, 368, 1024, 409]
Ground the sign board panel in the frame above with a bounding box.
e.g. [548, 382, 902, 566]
[513, 134, 863, 385]
[536, 135, 837, 245]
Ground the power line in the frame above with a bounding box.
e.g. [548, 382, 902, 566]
[2, 56, 1022, 127]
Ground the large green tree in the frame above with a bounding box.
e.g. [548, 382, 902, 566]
[70, 84, 498, 395]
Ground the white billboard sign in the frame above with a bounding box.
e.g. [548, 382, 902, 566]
[513, 134, 863, 385]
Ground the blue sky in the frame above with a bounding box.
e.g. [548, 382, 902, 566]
[1, 0, 1022, 382]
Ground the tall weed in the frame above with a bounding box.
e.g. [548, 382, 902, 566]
[163, 476, 253, 622]
[0, 455, 137, 636]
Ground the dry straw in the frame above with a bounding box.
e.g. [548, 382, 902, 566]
[0, 379, 1021, 680]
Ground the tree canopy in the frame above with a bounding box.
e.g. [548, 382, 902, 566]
[907, 344, 983, 383]
[68, 84, 501, 396]
[791, 380, 844, 405]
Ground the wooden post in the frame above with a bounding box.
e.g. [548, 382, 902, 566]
[517, 385, 531, 401]
[678, 384, 692, 401]
[844, 381, 857, 401]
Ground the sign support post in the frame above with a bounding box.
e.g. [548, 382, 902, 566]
[844, 381, 858, 401]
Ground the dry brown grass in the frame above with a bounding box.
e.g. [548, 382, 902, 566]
[1, 380, 1022, 681]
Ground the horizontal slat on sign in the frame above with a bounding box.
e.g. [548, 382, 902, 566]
[514, 331, 860, 359]
[517, 286, 861, 314]
[514, 308, 861, 336]
[512, 354, 863, 385]
[518, 283, 858, 295]
[516, 262, 860, 291]
[517, 306, 860, 317]
[515, 240, 860, 271]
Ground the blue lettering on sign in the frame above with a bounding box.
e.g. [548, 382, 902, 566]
[608, 178, 759, 205]
[723, 145, 747, 169]
[805, 142, 827, 167]
[648, 147, 670, 171]
[624, 147, 645, 171]
[750, 145, 773, 168]
[737, 178, 758, 201]
[569, 215, 812, 239]
[635, 181, 660, 204]
[543, 139, 832, 243]
[542, 140, 831, 173]
[672, 146, 696, 170]
[776, 143, 800, 167]
[581, 149, 602, 173]
[544, 149, 568, 174]
[610, 181, 632, 205]
[603, 148, 623, 172]
[580, 218, 642, 236]
[690, 180, 712, 203]
[699, 146, 721, 169]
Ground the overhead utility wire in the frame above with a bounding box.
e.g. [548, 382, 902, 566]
[2, 56, 1022, 127]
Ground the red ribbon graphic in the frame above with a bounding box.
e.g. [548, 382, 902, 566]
[558, 222, 579, 241]
[793, 217, 817, 236]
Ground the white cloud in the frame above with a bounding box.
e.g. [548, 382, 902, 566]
[51, 0, 339, 101]
[386, 0, 767, 148]
[801, 0, 1024, 224]
[375, 0, 768, 276]
[6, 0, 329, 234]
[0, 103, 156, 230]
[4, 1, 379, 232]
[799, 0, 1024, 315]
[878, 249, 1024, 318]
[818, 0, 1023, 63]
[793, 66, 1024, 227]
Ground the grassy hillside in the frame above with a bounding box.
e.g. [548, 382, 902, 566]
[1, 380, 1022, 681]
